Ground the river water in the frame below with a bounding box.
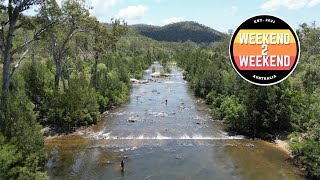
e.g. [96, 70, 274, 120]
[46, 62, 304, 180]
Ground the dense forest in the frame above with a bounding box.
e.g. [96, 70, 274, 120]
[175, 23, 320, 179]
[0, 0, 319, 179]
[0, 0, 169, 179]
[131, 21, 223, 43]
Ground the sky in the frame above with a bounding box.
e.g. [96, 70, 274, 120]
[29, 0, 320, 33]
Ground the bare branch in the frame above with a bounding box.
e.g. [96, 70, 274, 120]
[1, 20, 10, 27]
[57, 25, 76, 59]
[9, 49, 29, 79]
[11, 22, 54, 55]
[17, 0, 35, 13]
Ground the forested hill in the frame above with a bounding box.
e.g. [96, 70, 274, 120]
[130, 21, 224, 43]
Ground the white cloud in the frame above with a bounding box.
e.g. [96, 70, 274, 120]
[116, 5, 148, 20]
[308, 0, 320, 7]
[89, 0, 123, 17]
[162, 17, 185, 25]
[261, 0, 320, 11]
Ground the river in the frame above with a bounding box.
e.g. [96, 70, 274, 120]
[46, 62, 304, 180]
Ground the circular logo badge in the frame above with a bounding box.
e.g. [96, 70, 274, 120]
[229, 15, 300, 86]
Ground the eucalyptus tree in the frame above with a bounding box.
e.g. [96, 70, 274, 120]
[39, 0, 92, 91]
[0, 0, 54, 137]
[0, 1, 52, 177]
[108, 19, 128, 52]
[0, 0, 52, 92]
[91, 19, 128, 88]
[91, 18, 108, 88]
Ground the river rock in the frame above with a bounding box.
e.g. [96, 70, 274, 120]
[128, 117, 138, 123]
[246, 143, 255, 148]
[151, 72, 161, 77]
[175, 156, 183, 160]
[130, 78, 140, 83]
[101, 160, 113, 165]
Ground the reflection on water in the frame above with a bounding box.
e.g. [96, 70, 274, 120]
[46, 62, 304, 180]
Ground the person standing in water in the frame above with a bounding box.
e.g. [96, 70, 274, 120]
[121, 160, 124, 171]
[165, 99, 168, 105]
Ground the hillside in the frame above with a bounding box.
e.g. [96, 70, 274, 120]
[130, 21, 224, 43]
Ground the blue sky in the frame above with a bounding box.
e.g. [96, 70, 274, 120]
[34, 0, 320, 32]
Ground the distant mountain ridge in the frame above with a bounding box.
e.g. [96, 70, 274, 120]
[130, 21, 224, 43]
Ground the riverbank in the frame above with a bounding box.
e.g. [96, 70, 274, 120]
[43, 68, 156, 139]
[43, 109, 112, 140]
[274, 139, 291, 155]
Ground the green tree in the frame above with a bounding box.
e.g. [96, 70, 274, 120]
[220, 95, 247, 133]
[39, 0, 93, 90]
[0, 74, 46, 179]
[0, 0, 52, 92]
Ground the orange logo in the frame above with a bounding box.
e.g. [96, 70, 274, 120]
[229, 15, 300, 86]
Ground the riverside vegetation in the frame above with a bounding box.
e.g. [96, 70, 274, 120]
[0, 0, 165, 179]
[175, 24, 320, 179]
[0, 0, 319, 179]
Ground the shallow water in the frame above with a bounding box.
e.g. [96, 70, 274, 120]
[46, 62, 304, 180]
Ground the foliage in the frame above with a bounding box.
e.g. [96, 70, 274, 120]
[175, 22, 320, 178]
[45, 74, 100, 130]
[289, 133, 320, 179]
[0, 0, 158, 178]
[220, 95, 247, 133]
[0, 74, 46, 179]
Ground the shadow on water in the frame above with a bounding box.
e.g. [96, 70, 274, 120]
[46, 62, 304, 180]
